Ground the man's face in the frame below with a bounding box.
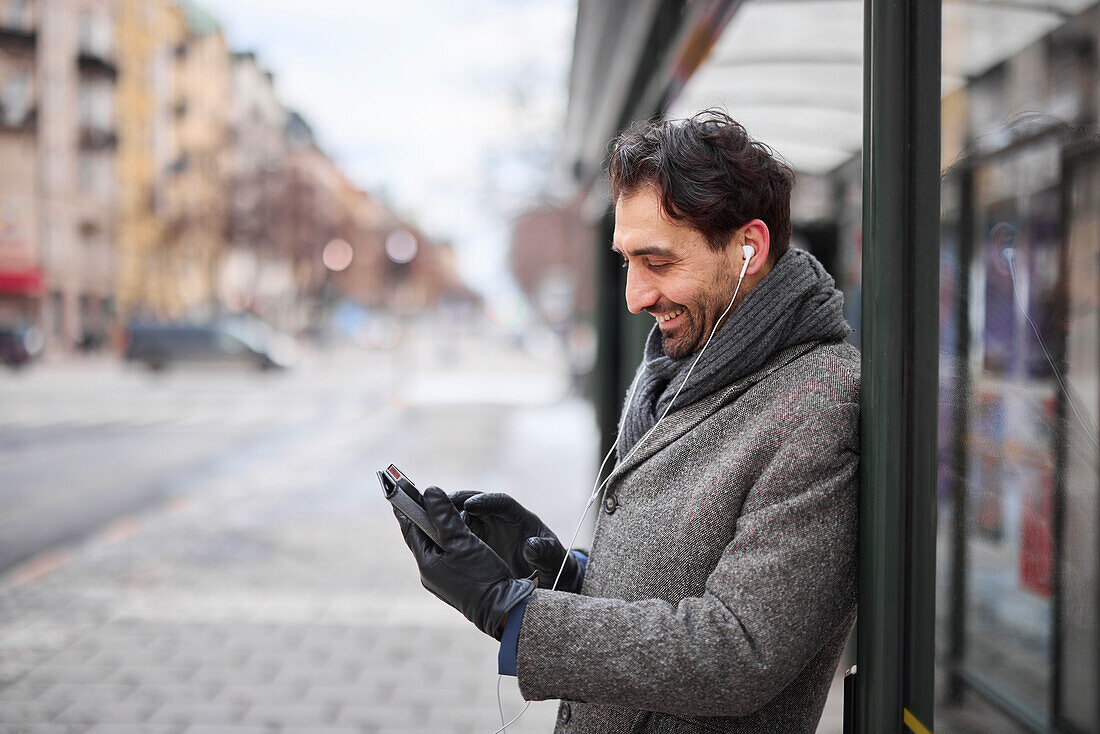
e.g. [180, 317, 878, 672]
[613, 188, 743, 360]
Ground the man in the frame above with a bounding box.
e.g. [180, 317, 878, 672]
[393, 110, 859, 733]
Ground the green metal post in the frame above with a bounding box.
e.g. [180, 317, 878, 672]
[858, 0, 941, 732]
[946, 166, 973, 706]
[594, 210, 625, 473]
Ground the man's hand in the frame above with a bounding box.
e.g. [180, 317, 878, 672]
[393, 486, 533, 639]
[449, 491, 585, 594]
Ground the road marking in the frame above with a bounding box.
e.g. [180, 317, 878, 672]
[8, 549, 72, 586]
[101, 516, 142, 544]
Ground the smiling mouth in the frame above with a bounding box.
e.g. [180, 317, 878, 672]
[655, 308, 684, 324]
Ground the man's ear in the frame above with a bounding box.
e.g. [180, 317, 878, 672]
[739, 219, 771, 276]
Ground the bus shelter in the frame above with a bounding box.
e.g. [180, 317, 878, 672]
[561, 1, 1100, 732]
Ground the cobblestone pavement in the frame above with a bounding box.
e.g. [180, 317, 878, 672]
[0, 335, 846, 733]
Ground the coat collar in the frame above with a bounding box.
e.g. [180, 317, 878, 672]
[605, 341, 823, 485]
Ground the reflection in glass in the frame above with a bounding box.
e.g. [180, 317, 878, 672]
[938, 3, 1100, 732]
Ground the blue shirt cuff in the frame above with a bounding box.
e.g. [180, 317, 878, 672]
[572, 549, 588, 571]
[498, 595, 529, 676]
[497, 552, 588, 677]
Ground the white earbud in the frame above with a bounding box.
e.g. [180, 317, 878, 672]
[738, 244, 755, 281]
[553, 230, 758, 640]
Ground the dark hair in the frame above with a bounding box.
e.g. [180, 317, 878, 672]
[607, 109, 794, 260]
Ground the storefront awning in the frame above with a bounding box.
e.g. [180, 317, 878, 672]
[0, 267, 45, 296]
[563, 0, 1099, 181]
[668, 0, 1098, 175]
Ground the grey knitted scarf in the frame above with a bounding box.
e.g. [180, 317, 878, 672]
[616, 247, 851, 459]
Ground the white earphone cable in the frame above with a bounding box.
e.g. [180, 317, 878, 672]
[492, 675, 530, 734]
[550, 249, 754, 592]
[495, 248, 753, 733]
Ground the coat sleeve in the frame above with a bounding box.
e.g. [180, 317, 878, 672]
[514, 401, 859, 718]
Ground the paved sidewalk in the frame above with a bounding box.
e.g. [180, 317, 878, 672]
[0, 335, 846, 733]
[0, 340, 580, 734]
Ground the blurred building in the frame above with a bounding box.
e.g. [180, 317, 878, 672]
[1, 0, 479, 351]
[329, 181, 391, 311]
[509, 192, 595, 328]
[0, 0, 41, 327]
[220, 50, 292, 321]
[114, 0, 183, 321]
[0, 0, 118, 350]
[268, 113, 476, 326]
[274, 111, 342, 332]
[163, 0, 227, 320]
[376, 225, 474, 313]
[323, 178, 477, 318]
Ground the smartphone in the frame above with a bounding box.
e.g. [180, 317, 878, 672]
[379, 464, 423, 505]
[378, 464, 444, 547]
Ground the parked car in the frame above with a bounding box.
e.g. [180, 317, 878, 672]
[123, 321, 292, 371]
[0, 323, 44, 367]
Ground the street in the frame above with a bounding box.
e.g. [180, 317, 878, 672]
[0, 330, 845, 733]
[0, 355, 362, 572]
[0, 331, 585, 733]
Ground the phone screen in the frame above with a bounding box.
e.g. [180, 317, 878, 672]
[385, 464, 424, 507]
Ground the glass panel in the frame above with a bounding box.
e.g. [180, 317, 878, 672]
[938, 3, 1100, 732]
[1059, 151, 1100, 730]
[966, 146, 1059, 714]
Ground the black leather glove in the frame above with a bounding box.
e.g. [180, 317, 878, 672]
[449, 491, 585, 594]
[393, 486, 533, 639]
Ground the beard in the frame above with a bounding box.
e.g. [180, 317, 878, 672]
[656, 288, 741, 360]
[658, 306, 707, 360]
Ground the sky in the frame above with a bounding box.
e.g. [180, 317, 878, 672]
[201, 0, 576, 297]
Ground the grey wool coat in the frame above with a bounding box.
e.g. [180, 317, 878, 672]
[515, 339, 860, 733]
